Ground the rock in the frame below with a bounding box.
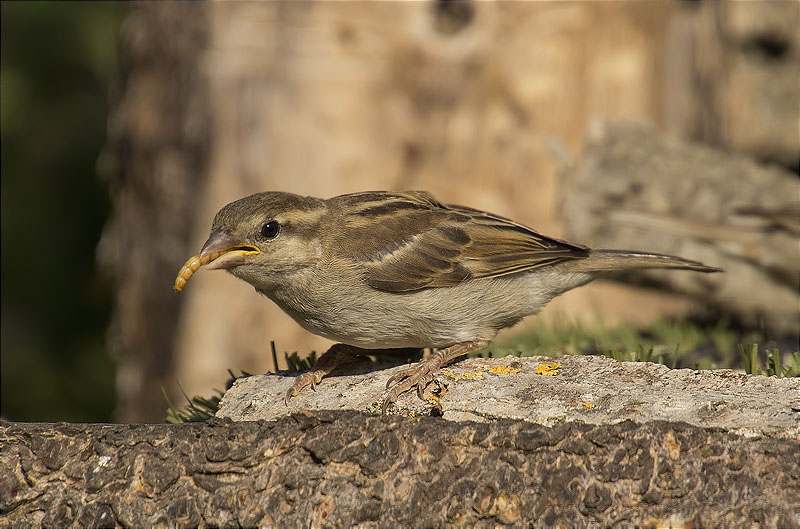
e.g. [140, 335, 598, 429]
[217, 354, 800, 440]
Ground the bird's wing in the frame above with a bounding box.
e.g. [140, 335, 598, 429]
[332, 191, 590, 293]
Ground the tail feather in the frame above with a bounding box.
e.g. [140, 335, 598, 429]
[561, 249, 722, 274]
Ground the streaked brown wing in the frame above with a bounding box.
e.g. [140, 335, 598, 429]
[332, 191, 590, 293]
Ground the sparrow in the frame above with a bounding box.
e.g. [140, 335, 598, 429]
[174, 191, 721, 413]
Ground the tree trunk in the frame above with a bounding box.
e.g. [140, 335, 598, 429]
[2, 413, 797, 528]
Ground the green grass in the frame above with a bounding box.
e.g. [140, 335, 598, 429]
[737, 343, 800, 378]
[164, 321, 799, 422]
[164, 369, 250, 424]
[164, 385, 223, 424]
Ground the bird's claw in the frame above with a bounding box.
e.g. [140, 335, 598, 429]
[385, 367, 413, 389]
[283, 388, 295, 407]
[381, 363, 439, 414]
[284, 371, 322, 406]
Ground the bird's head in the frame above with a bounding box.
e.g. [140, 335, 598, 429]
[174, 192, 325, 294]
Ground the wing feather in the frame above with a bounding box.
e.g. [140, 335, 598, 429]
[329, 191, 589, 292]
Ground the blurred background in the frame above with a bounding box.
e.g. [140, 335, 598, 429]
[2, 3, 124, 421]
[2, 1, 797, 423]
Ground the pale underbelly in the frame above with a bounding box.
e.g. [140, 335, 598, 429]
[269, 280, 530, 349]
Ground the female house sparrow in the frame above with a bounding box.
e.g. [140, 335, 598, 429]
[174, 191, 720, 412]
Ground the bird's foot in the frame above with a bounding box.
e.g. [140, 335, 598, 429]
[381, 361, 441, 413]
[284, 369, 326, 405]
[283, 344, 361, 405]
[380, 340, 486, 414]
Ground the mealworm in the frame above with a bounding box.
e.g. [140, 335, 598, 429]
[173, 250, 225, 293]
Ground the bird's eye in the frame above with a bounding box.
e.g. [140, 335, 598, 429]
[260, 220, 281, 239]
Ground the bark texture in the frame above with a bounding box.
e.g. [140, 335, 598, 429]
[1, 413, 798, 529]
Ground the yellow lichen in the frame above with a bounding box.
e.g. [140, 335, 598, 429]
[582, 402, 596, 409]
[439, 369, 484, 382]
[488, 365, 521, 375]
[535, 361, 561, 376]
[440, 369, 460, 381]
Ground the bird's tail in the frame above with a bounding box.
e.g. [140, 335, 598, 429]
[560, 249, 722, 274]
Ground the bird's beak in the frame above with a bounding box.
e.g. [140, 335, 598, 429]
[173, 227, 260, 293]
[198, 227, 260, 270]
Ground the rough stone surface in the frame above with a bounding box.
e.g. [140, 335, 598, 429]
[1, 412, 798, 529]
[218, 355, 800, 440]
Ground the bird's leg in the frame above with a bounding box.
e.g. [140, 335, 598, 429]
[284, 343, 365, 405]
[381, 340, 487, 414]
